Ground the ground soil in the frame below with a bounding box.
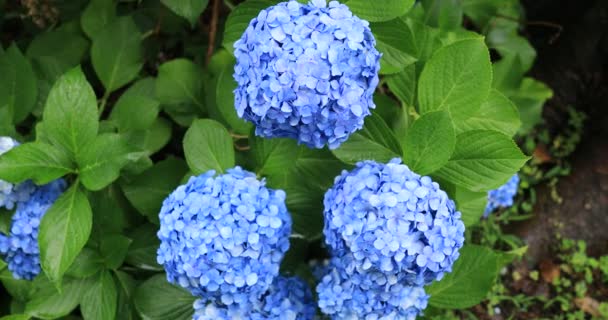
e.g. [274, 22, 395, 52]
[512, 0, 608, 262]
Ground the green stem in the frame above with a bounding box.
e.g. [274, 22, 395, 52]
[141, 29, 155, 40]
[223, 0, 236, 10]
[98, 91, 110, 117]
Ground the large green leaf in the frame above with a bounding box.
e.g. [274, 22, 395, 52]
[100, 234, 132, 269]
[452, 186, 487, 227]
[0, 44, 38, 123]
[161, 0, 209, 27]
[402, 111, 455, 175]
[345, 0, 414, 22]
[0, 142, 74, 184]
[490, 34, 536, 73]
[510, 77, 553, 133]
[80, 271, 118, 320]
[421, 0, 463, 30]
[81, 0, 116, 38]
[91, 17, 143, 92]
[65, 248, 104, 279]
[39, 183, 93, 284]
[332, 113, 402, 164]
[156, 59, 205, 124]
[183, 119, 235, 174]
[385, 64, 416, 107]
[110, 95, 160, 132]
[125, 224, 163, 271]
[0, 315, 30, 320]
[434, 130, 528, 192]
[371, 18, 417, 74]
[24, 277, 91, 319]
[77, 134, 131, 191]
[456, 89, 521, 136]
[42, 66, 99, 159]
[427, 245, 499, 309]
[418, 39, 492, 123]
[121, 157, 188, 222]
[133, 275, 195, 320]
[216, 62, 252, 134]
[222, 0, 278, 53]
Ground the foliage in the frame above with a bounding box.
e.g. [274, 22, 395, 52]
[0, 0, 553, 318]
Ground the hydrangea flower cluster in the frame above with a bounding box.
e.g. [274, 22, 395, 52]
[233, 0, 381, 149]
[484, 174, 520, 217]
[157, 167, 292, 309]
[193, 276, 316, 320]
[317, 159, 465, 318]
[323, 158, 465, 286]
[0, 179, 66, 280]
[0, 137, 36, 210]
[317, 257, 429, 320]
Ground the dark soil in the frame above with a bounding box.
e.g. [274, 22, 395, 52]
[513, 0, 608, 262]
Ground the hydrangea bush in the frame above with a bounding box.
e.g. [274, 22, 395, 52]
[0, 0, 549, 319]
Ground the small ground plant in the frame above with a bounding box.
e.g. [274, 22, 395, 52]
[0, 0, 555, 319]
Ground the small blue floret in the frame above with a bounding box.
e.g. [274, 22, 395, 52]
[233, 0, 381, 149]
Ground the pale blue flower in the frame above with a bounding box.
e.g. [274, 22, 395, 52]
[0, 137, 36, 210]
[0, 179, 66, 280]
[484, 174, 519, 217]
[157, 167, 292, 308]
[323, 159, 465, 286]
[193, 276, 316, 320]
[233, 0, 381, 149]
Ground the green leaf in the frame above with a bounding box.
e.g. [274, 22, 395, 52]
[253, 137, 299, 182]
[222, 0, 278, 53]
[114, 270, 139, 320]
[100, 234, 132, 269]
[453, 186, 487, 226]
[404, 18, 443, 63]
[418, 39, 492, 123]
[91, 17, 143, 92]
[42, 66, 98, 156]
[434, 130, 528, 192]
[421, 0, 463, 29]
[0, 315, 30, 320]
[122, 118, 172, 155]
[456, 89, 521, 136]
[332, 113, 402, 164]
[0, 269, 36, 301]
[403, 111, 455, 175]
[371, 18, 417, 74]
[183, 119, 235, 174]
[386, 64, 416, 107]
[134, 275, 196, 320]
[492, 55, 523, 93]
[77, 134, 131, 191]
[490, 34, 536, 73]
[125, 224, 163, 271]
[121, 157, 188, 222]
[216, 62, 253, 134]
[427, 245, 499, 309]
[345, 0, 414, 22]
[0, 44, 38, 123]
[161, 0, 209, 27]
[0, 142, 74, 184]
[39, 184, 93, 284]
[24, 277, 91, 319]
[110, 95, 160, 132]
[80, 271, 117, 320]
[156, 59, 205, 115]
[81, 0, 116, 38]
[65, 248, 104, 279]
[510, 78, 553, 133]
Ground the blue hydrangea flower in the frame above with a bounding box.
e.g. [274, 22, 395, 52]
[484, 174, 520, 217]
[317, 257, 429, 320]
[233, 0, 381, 149]
[323, 158, 465, 286]
[0, 137, 36, 210]
[0, 179, 66, 280]
[193, 276, 316, 320]
[157, 167, 292, 307]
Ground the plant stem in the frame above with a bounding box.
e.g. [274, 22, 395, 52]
[206, 0, 221, 65]
[98, 91, 110, 117]
[223, 0, 235, 10]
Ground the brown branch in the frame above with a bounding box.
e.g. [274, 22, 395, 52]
[493, 14, 563, 44]
[206, 0, 221, 65]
